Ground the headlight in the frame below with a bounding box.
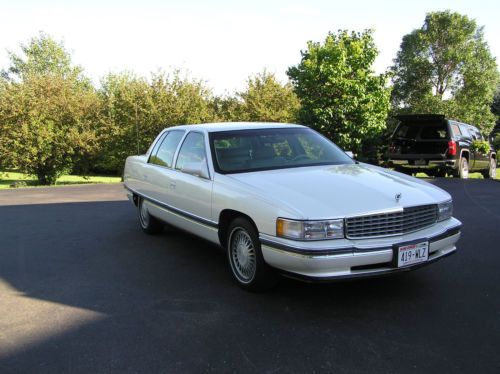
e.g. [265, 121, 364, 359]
[437, 200, 453, 221]
[276, 218, 344, 240]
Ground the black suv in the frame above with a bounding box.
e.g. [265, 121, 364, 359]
[387, 114, 497, 179]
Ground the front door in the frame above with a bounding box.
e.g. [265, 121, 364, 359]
[169, 131, 216, 241]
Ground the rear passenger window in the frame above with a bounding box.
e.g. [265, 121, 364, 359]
[150, 130, 185, 167]
[148, 132, 167, 160]
[450, 124, 461, 136]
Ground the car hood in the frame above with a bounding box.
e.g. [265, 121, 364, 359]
[227, 163, 451, 219]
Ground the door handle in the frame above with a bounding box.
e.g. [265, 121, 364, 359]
[169, 181, 176, 189]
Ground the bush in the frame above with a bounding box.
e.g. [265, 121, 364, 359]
[471, 140, 491, 154]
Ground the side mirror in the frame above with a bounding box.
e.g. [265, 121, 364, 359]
[345, 151, 354, 158]
[181, 161, 210, 179]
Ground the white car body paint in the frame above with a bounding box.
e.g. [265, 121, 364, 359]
[124, 122, 461, 280]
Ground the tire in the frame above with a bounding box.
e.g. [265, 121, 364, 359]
[482, 158, 497, 179]
[435, 169, 447, 178]
[226, 217, 277, 291]
[458, 157, 469, 179]
[138, 197, 163, 234]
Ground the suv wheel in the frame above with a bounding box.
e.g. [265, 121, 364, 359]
[435, 169, 447, 178]
[482, 158, 497, 179]
[458, 157, 469, 179]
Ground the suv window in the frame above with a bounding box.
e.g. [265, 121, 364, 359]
[450, 124, 461, 137]
[150, 130, 185, 167]
[471, 127, 483, 141]
[175, 132, 207, 171]
[458, 124, 471, 139]
[420, 126, 448, 139]
[395, 124, 419, 139]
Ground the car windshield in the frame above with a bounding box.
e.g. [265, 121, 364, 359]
[209, 127, 354, 173]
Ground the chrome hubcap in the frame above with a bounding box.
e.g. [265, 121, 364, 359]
[462, 160, 469, 178]
[230, 229, 256, 282]
[139, 200, 149, 227]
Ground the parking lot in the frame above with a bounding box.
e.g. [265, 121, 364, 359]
[0, 179, 499, 373]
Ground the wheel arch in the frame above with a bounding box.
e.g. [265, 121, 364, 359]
[132, 193, 139, 206]
[460, 149, 470, 161]
[218, 209, 259, 248]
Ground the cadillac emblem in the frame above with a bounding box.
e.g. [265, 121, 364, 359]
[395, 193, 402, 203]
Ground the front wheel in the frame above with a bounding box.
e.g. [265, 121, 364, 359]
[138, 197, 163, 234]
[226, 218, 277, 291]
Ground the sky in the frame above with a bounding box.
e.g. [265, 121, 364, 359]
[0, 0, 499, 94]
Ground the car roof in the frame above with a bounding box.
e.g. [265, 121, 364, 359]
[163, 122, 306, 133]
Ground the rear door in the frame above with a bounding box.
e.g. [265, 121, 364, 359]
[147, 130, 186, 202]
[129, 131, 168, 196]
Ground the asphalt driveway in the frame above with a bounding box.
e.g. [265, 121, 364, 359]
[0, 180, 499, 373]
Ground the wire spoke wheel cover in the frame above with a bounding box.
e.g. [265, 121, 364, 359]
[229, 228, 257, 283]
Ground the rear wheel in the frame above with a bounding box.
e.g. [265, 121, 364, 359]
[435, 169, 447, 178]
[458, 157, 469, 179]
[138, 197, 163, 234]
[226, 217, 277, 291]
[482, 158, 497, 179]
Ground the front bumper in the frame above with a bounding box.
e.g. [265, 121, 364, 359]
[260, 218, 461, 281]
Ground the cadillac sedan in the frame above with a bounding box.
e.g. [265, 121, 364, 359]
[123, 123, 461, 291]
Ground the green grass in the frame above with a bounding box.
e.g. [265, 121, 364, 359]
[0, 170, 121, 189]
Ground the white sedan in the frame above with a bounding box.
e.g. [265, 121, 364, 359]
[123, 123, 461, 290]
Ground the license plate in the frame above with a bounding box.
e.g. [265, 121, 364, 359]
[414, 159, 426, 166]
[395, 241, 428, 267]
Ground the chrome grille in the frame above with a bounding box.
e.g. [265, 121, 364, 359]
[345, 204, 437, 239]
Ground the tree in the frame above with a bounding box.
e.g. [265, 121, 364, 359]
[391, 11, 500, 134]
[287, 30, 391, 156]
[212, 95, 245, 122]
[0, 33, 99, 184]
[95, 71, 215, 174]
[213, 71, 300, 123]
[3, 32, 80, 81]
[239, 71, 300, 123]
